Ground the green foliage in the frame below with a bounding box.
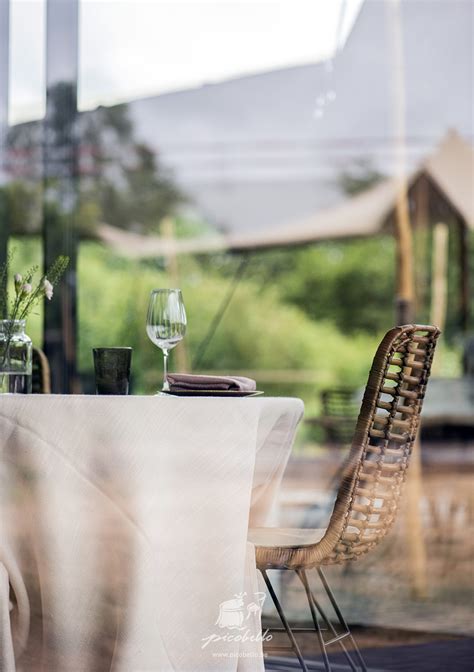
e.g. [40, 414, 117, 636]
[75, 242, 381, 396]
[239, 238, 396, 334]
[1, 245, 69, 323]
[8, 236, 463, 406]
[5, 239, 43, 342]
[0, 181, 42, 235]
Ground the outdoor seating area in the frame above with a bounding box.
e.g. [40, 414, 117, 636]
[0, 1, 473, 671]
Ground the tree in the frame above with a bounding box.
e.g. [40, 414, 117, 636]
[78, 103, 184, 234]
[3, 97, 184, 238]
[337, 157, 385, 196]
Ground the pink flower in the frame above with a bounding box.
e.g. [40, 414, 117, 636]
[21, 283, 32, 295]
[43, 279, 54, 300]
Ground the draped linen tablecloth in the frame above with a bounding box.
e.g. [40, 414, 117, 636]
[0, 395, 303, 672]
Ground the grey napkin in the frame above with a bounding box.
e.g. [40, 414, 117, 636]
[167, 373, 257, 392]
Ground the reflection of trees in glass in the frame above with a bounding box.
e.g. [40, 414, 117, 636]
[2, 93, 184, 237]
[80, 103, 184, 235]
[1, 118, 42, 236]
[337, 157, 385, 196]
[0, 182, 41, 235]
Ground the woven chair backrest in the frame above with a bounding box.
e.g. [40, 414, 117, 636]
[322, 324, 440, 564]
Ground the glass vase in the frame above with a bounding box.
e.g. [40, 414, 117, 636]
[0, 320, 33, 394]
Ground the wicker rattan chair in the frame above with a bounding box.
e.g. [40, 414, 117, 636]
[32, 347, 51, 394]
[249, 324, 440, 672]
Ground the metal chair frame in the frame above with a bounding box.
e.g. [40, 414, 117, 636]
[261, 567, 368, 671]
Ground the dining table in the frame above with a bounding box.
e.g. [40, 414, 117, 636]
[0, 394, 304, 672]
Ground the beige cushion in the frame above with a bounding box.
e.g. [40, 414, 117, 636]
[248, 527, 326, 549]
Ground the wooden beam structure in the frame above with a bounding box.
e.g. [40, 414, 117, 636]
[430, 222, 449, 332]
[459, 217, 470, 332]
[161, 216, 189, 373]
[413, 177, 430, 318]
[388, 0, 427, 599]
[388, 0, 415, 325]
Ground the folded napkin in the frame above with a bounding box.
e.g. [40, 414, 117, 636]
[167, 373, 257, 392]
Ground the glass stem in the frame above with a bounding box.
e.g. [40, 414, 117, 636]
[162, 349, 170, 392]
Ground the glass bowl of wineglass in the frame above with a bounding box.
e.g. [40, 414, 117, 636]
[146, 288, 187, 393]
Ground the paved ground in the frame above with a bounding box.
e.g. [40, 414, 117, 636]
[261, 439, 474, 671]
[265, 638, 474, 671]
[272, 443, 474, 638]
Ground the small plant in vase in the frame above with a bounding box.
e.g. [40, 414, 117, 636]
[0, 250, 69, 393]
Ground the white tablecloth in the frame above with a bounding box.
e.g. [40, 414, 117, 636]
[0, 395, 303, 672]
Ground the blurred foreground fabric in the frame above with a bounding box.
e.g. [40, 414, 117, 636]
[0, 395, 303, 672]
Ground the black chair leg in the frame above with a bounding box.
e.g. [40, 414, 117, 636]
[260, 569, 309, 672]
[316, 568, 368, 672]
[296, 569, 332, 672]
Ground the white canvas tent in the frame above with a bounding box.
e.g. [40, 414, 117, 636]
[97, 130, 473, 256]
[230, 129, 473, 251]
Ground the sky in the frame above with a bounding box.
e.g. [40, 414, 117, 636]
[8, 0, 364, 124]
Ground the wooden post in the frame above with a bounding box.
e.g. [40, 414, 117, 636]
[414, 177, 430, 317]
[404, 434, 428, 599]
[430, 222, 449, 332]
[429, 222, 449, 377]
[459, 219, 470, 332]
[394, 192, 415, 325]
[389, 0, 415, 326]
[388, 0, 427, 599]
[161, 216, 189, 372]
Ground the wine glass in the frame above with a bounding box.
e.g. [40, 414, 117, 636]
[146, 289, 187, 393]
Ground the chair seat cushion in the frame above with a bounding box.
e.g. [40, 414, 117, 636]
[248, 527, 326, 549]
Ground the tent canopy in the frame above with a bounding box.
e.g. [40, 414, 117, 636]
[421, 130, 474, 228]
[97, 130, 473, 257]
